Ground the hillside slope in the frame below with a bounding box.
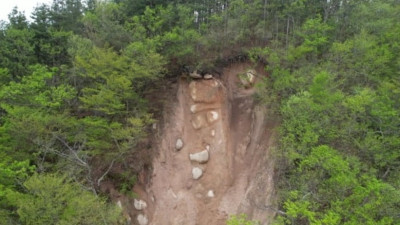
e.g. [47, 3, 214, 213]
[131, 63, 277, 225]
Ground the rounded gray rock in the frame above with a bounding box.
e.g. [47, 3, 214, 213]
[175, 138, 184, 150]
[192, 167, 203, 180]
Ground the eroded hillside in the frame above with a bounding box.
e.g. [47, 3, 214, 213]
[127, 63, 276, 225]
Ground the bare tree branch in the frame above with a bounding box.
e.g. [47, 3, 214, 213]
[97, 157, 117, 186]
[52, 133, 88, 167]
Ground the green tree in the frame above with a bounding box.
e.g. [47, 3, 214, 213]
[81, 2, 132, 50]
[50, 0, 84, 33]
[30, 4, 73, 67]
[288, 15, 332, 63]
[9, 174, 121, 225]
[0, 9, 35, 80]
[0, 156, 34, 224]
[74, 43, 164, 116]
[277, 146, 400, 225]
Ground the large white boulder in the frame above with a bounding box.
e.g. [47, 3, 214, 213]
[134, 199, 147, 210]
[192, 167, 203, 180]
[189, 150, 209, 163]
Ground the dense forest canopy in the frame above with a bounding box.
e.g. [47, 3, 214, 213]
[0, 0, 399, 224]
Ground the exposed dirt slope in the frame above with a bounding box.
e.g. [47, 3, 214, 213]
[133, 63, 276, 225]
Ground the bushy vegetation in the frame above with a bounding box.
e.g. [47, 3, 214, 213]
[0, 0, 399, 224]
[227, 214, 259, 225]
[250, 1, 400, 224]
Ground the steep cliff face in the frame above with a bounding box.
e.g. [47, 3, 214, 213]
[132, 63, 276, 225]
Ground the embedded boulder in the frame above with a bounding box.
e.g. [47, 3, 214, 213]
[134, 199, 147, 210]
[204, 74, 213, 79]
[206, 111, 219, 123]
[175, 138, 184, 150]
[189, 70, 202, 79]
[189, 150, 209, 163]
[192, 167, 203, 180]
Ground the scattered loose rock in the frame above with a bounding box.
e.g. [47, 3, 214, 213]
[192, 167, 203, 180]
[207, 190, 215, 198]
[175, 138, 184, 150]
[134, 199, 147, 210]
[137, 214, 148, 225]
[189, 150, 209, 163]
